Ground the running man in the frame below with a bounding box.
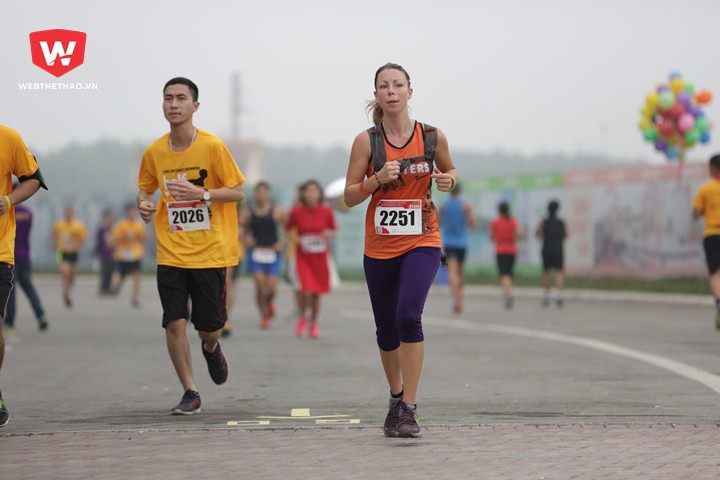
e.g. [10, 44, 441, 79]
[137, 77, 246, 414]
[110, 203, 147, 307]
[52, 206, 87, 308]
[490, 201, 524, 309]
[343, 63, 458, 438]
[438, 182, 476, 314]
[4, 201, 49, 332]
[0, 124, 47, 427]
[692, 153, 720, 330]
[241, 181, 284, 330]
[535, 200, 567, 307]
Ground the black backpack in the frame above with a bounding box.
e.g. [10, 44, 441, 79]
[366, 123, 437, 181]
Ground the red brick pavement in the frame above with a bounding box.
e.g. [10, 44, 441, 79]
[3, 424, 720, 480]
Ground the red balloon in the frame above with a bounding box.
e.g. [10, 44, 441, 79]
[659, 120, 676, 137]
[657, 108, 672, 118]
[668, 102, 685, 119]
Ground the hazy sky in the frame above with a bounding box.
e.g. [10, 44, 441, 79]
[3, 0, 720, 162]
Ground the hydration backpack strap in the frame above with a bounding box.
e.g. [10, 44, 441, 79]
[421, 123, 437, 172]
[367, 124, 387, 173]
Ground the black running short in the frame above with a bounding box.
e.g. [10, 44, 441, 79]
[443, 247, 466, 264]
[61, 252, 79, 264]
[703, 235, 720, 274]
[542, 253, 564, 271]
[0, 263, 13, 321]
[496, 254, 515, 277]
[157, 265, 227, 332]
[116, 260, 141, 277]
[230, 262, 241, 282]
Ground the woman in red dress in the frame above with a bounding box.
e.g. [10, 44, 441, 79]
[285, 180, 337, 338]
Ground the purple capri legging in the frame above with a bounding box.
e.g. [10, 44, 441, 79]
[363, 246, 441, 351]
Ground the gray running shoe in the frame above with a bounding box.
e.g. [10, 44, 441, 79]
[0, 390, 9, 427]
[396, 402, 422, 438]
[171, 389, 201, 415]
[383, 398, 403, 437]
[504, 295, 514, 310]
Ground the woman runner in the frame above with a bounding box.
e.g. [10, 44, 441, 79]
[285, 180, 337, 339]
[241, 181, 284, 329]
[343, 62, 458, 438]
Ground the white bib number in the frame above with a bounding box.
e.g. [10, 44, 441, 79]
[300, 235, 326, 254]
[374, 199, 422, 235]
[252, 247, 277, 264]
[119, 248, 136, 262]
[167, 201, 210, 232]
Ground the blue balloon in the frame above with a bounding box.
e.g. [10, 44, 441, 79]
[669, 71, 683, 81]
[701, 131, 711, 144]
[666, 147, 679, 159]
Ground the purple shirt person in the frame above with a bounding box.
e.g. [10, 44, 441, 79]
[4, 205, 48, 330]
[94, 209, 115, 294]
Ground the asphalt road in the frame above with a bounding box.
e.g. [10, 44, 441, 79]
[2, 274, 719, 435]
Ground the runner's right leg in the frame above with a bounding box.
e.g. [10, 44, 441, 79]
[60, 262, 73, 307]
[165, 318, 197, 392]
[447, 257, 461, 313]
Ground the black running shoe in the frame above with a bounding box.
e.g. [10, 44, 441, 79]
[171, 389, 201, 415]
[0, 390, 9, 427]
[38, 317, 49, 331]
[396, 402, 422, 438]
[202, 341, 228, 385]
[383, 398, 403, 437]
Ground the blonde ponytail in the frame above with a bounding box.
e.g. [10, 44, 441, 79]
[366, 100, 384, 125]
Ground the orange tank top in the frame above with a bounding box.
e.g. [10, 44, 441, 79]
[364, 122, 441, 259]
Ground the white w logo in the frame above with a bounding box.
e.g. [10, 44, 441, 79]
[39, 41, 76, 67]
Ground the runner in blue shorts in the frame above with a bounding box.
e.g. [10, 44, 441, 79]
[241, 181, 284, 329]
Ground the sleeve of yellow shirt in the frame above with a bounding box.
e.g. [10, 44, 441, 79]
[693, 184, 706, 212]
[138, 151, 159, 193]
[11, 131, 39, 178]
[79, 222, 88, 242]
[213, 142, 246, 188]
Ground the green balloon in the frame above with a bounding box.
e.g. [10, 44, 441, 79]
[685, 81, 695, 94]
[643, 127, 658, 141]
[696, 116, 709, 132]
[685, 128, 701, 145]
[658, 90, 675, 109]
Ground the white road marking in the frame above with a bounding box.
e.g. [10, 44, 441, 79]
[343, 310, 720, 396]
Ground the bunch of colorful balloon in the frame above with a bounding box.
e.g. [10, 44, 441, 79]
[639, 72, 712, 161]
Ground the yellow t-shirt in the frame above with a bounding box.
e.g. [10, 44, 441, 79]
[138, 128, 246, 268]
[111, 218, 146, 262]
[0, 125, 41, 265]
[53, 219, 88, 253]
[693, 178, 720, 237]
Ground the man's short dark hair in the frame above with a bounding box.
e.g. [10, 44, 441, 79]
[498, 201, 510, 216]
[710, 154, 720, 170]
[548, 200, 559, 216]
[164, 77, 199, 102]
